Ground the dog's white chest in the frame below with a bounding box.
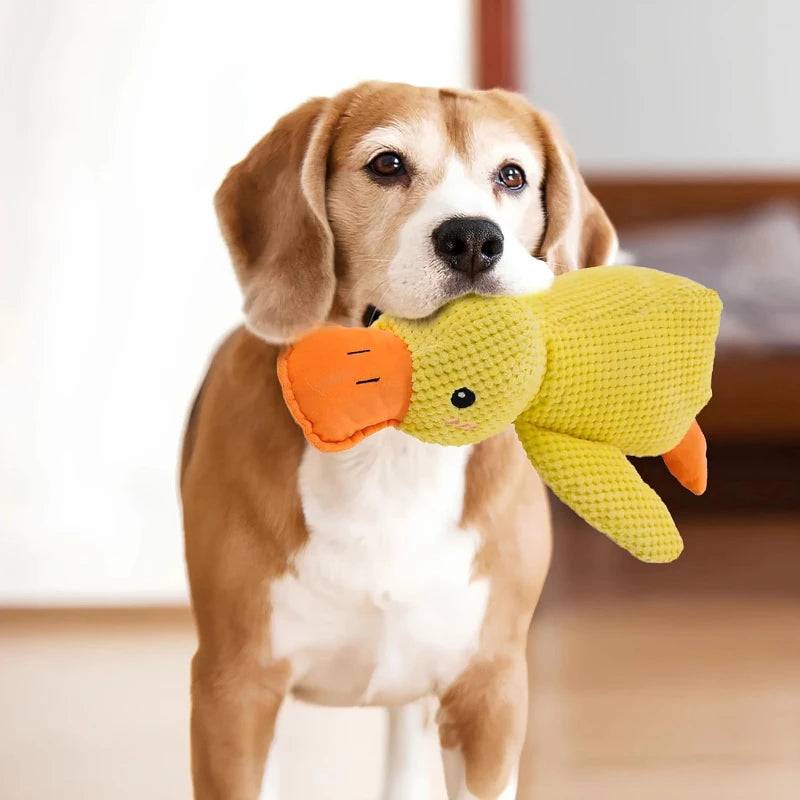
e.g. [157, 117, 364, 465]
[270, 429, 488, 706]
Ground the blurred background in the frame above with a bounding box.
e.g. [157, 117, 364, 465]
[1, 1, 798, 798]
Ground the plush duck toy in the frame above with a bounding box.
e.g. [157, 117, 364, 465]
[278, 266, 722, 563]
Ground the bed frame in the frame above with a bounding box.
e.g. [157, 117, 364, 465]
[589, 177, 800, 444]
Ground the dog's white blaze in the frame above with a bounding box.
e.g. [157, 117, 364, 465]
[270, 428, 488, 706]
[387, 155, 553, 318]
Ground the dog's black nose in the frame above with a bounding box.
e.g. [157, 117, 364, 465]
[432, 217, 504, 278]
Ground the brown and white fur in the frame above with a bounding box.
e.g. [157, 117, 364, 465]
[180, 81, 617, 800]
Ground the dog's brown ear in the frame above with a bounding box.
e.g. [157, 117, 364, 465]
[534, 111, 618, 273]
[215, 95, 348, 343]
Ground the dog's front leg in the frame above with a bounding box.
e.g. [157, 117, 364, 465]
[190, 652, 287, 800]
[438, 655, 528, 800]
[383, 699, 435, 800]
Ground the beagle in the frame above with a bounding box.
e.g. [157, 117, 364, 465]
[180, 81, 617, 800]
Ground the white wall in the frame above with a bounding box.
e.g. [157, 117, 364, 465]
[0, 0, 472, 604]
[522, 0, 800, 172]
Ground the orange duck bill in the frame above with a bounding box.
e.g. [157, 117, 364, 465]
[277, 326, 413, 453]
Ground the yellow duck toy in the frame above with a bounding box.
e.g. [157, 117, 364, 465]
[278, 266, 722, 563]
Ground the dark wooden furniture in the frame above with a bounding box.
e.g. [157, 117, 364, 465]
[585, 176, 800, 444]
[474, 5, 800, 445]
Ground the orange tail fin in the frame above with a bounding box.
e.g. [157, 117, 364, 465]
[662, 419, 707, 495]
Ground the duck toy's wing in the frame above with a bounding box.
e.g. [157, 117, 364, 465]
[515, 423, 684, 563]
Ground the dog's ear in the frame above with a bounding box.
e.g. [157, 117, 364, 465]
[215, 94, 349, 343]
[534, 111, 618, 273]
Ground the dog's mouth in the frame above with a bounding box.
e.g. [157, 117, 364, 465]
[362, 304, 384, 327]
[362, 273, 507, 327]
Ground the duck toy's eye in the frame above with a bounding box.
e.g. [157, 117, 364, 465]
[450, 387, 476, 409]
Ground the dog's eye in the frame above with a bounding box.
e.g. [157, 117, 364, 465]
[367, 152, 406, 179]
[451, 387, 476, 409]
[497, 163, 526, 190]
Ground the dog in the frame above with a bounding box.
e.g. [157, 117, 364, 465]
[180, 81, 617, 800]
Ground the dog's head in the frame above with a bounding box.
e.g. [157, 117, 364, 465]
[215, 82, 617, 343]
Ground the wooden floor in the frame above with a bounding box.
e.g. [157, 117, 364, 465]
[1, 511, 799, 799]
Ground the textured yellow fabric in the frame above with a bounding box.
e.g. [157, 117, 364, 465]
[376, 266, 722, 563]
[376, 295, 546, 445]
[519, 429, 683, 562]
[521, 265, 722, 457]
